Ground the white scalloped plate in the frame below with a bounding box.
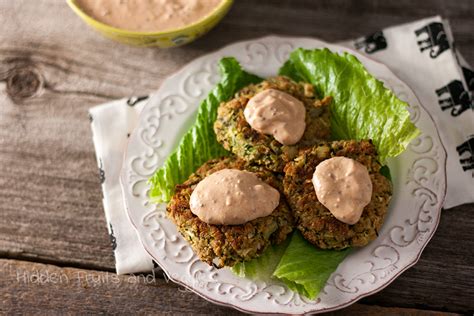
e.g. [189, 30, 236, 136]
[121, 36, 447, 314]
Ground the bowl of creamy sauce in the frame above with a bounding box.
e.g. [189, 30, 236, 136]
[67, 0, 233, 47]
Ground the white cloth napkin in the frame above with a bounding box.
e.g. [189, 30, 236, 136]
[89, 97, 155, 274]
[89, 16, 474, 274]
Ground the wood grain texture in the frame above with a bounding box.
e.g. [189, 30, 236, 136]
[0, 0, 473, 314]
[0, 259, 460, 315]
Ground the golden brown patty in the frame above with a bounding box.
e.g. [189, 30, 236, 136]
[214, 76, 331, 172]
[167, 156, 294, 268]
[283, 140, 392, 249]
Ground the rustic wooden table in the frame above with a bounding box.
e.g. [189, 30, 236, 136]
[1, 0, 473, 314]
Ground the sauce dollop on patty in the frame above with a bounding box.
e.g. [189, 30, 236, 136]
[76, 0, 223, 32]
[244, 89, 306, 145]
[312, 157, 373, 225]
[189, 169, 280, 225]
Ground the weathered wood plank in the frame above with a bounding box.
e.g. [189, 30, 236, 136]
[0, 0, 473, 313]
[0, 259, 460, 315]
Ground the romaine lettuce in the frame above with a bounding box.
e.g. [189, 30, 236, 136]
[232, 237, 290, 282]
[279, 48, 419, 162]
[273, 232, 351, 299]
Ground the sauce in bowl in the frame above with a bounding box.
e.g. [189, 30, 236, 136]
[75, 0, 223, 32]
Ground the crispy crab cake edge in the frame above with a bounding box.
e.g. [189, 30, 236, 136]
[167, 156, 294, 268]
[283, 140, 393, 249]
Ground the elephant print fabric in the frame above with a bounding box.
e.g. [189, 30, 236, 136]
[354, 31, 387, 54]
[89, 94, 156, 274]
[415, 22, 450, 58]
[436, 80, 471, 116]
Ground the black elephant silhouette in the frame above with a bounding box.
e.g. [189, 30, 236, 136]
[99, 159, 105, 184]
[414, 22, 450, 58]
[127, 95, 149, 107]
[354, 31, 387, 54]
[462, 67, 474, 92]
[456, 136, 474, 171]
[109, 223, 117, 251]
[435, 80, 471, 116]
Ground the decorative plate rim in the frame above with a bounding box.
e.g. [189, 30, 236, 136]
[120, 35, 447, 314]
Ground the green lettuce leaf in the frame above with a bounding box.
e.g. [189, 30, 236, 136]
[272, 232, 351, 299]
[148, 58, 262, 203]
[231, 237, 290, 282]
[279, 48, 420, 162]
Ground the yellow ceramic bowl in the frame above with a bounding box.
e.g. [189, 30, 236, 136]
[66, 0, 233, 47]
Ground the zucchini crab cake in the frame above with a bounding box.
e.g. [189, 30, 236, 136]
[167, 156, 294, 268]
[283, 140, 392, 249]
[214, 76, 332, 172]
